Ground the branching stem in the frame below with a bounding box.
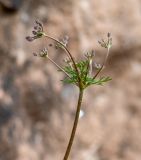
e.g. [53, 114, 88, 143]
[26, 24, 112, 160]
[44, 34, 82, 88]
[44, 34, 85, 160]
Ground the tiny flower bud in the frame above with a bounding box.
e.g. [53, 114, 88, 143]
[32, 31, 37, 35]
[84, 50, 95, 60]
[33, 52, 38, 56]
[34, 26, 38, 30]
[64, 58, 73, 69]
[35, 20, 42, 26]
[39, 48, 48, 57]
[26, 36, 34, 42]
[35, 20, 43, 31]
[62, 35, 69, 46]
[37, 27, 42, 32]
[98, 33, 112, 49]
[107, 32, 111, 38]
[64, 58, 71, 64]
[94, 62, 101, 69]
[49, 43, 53, 47]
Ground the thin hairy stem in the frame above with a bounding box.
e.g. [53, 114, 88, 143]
[93, 48, 110, 79]
[47, 56, 71, 78]
[63, 89, 84, 160]
[44, 34, 82, 87]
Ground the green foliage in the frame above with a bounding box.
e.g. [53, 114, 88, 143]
[85, 76, 112, 86]
[62, 60, 112, 88]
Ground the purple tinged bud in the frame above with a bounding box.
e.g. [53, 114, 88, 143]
[49, 43, 53, 47]
[35, 20, 39, 24]
[37, 27, 42, 32]
[34, 26, 38, 30]
[32, 31, 37, 35]
[35, 20, 43, 27]
[107, 32, 111, 38]
[98, 41, 102, 44]
[31, 21, 42, 32]
[26, 36, 34, 42]
[39, 22, 43, 27]
[91, 50, 95, 57]
[33, 52, 38, 56]
[26, 20, 44, 43]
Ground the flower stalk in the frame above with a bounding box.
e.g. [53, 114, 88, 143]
[93, 47, 110, 79]
[63, 88, 84, 160]
[43, 34, 83, 89]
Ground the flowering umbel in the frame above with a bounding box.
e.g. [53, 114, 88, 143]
[26, 20, 112, 89]
[33, 48, 48, 57]
[26, 20, 45, 42]
[26, 20, 113, 160]
[98, 32, 112, 49]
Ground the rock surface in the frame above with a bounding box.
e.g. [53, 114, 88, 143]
[0, 0, 141, 160]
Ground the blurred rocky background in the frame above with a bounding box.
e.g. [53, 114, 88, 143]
[0, 0, 141, 160]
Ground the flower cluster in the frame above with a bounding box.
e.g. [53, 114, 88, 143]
[62, 50, 112, 88]
[84, 50, 95, 60]
[55, 35, 69, 49]
[33, 48, 48, 58]
[26, 20, 45, 42]
[26, 20, 112, 89]
[98, 32, 112, 49]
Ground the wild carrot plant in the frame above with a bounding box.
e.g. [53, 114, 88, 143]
[26, 20, 112, 160]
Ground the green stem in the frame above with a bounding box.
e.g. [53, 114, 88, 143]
[63, 89, 84, 160]
[47, 56, 71, 78]
[44, 34, 82, 88]
[93, 48, 110, 79]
